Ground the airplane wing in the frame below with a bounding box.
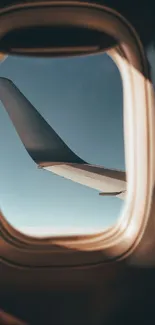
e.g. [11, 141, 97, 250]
[0, 77, 126, 198]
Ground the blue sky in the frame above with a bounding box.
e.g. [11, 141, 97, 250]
[0, 52, 125, 236]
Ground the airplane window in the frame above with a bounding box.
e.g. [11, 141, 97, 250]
[0, 52, 125, 237]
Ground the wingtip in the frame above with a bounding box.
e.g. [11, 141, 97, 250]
[0, 77, 85, 165]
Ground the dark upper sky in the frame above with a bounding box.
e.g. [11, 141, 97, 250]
[0, 51, 126, 236]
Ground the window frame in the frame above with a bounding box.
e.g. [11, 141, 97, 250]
[0, 1, 154, 268]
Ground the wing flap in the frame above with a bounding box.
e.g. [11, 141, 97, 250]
[42, 163, 126, 198]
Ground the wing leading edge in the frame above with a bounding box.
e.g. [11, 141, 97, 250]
[0, 77, 126, 199]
